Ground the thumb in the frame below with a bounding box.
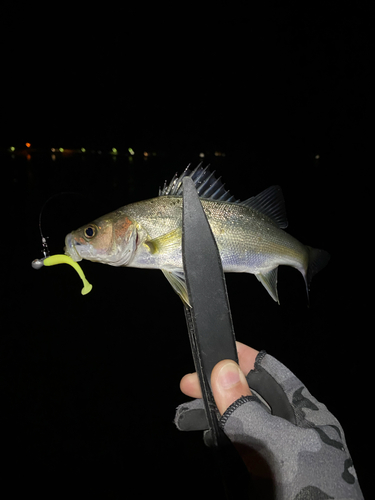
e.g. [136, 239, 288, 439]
[211, 359, 252, 415]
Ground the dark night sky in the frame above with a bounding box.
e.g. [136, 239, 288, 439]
[3, 5, 373, 498]
[3, 5, 373, 158]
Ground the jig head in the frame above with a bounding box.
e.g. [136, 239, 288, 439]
[31, 193, 92, 295]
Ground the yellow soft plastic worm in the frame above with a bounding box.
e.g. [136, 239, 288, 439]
[41, 255, 92, 295]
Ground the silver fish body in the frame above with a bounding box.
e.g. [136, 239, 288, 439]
[64, 166, 329, 304]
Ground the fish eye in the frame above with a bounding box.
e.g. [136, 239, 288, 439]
[84, 225, 96, 239]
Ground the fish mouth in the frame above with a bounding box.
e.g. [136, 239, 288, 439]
[64, 233, 83, 262]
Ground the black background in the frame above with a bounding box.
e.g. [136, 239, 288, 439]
[2, 4, 372, 498]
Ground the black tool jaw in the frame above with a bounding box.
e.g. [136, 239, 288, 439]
[182, 176, 238, 383]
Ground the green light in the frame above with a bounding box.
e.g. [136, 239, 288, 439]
[10, 146, 15, 152]
[81, 147, 86, 153]
[128, 147, 135, 155]
[59, 148, 64, 153]
[112, 147, 118, 154]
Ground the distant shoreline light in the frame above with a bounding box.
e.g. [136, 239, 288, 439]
[4, 145, 228, 160]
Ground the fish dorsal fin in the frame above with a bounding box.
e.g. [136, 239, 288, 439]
[241, 185, 288, 229]
[159, 165, 287, 228]
[159, 163, 240, 203]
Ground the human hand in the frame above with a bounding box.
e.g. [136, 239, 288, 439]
[176, 343, 364, 499]
[179, 341, 258, 415]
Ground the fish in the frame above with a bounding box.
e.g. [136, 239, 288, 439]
[64, 164, 330, 305]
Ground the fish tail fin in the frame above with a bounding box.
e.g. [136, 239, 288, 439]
[303, 246, 330, 303]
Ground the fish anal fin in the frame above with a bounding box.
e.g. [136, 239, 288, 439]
[161, 268, 191, 307]
[256, 268, 280, 304]
[303, 246, 331, 305]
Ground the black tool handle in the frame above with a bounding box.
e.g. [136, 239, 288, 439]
[182, 177, 252, 498]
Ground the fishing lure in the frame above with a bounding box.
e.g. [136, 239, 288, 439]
[31, 194, 92, 295]
[32, 255, 92, 295]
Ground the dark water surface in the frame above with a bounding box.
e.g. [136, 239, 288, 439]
[3, 149, 368, 497]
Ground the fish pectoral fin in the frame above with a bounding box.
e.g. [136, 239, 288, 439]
[161, 268, 191, 307]
[145, 227, 182, 254]
[256, 268, 280, 304]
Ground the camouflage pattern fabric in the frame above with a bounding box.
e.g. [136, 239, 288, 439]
[175, 351, 364, 499]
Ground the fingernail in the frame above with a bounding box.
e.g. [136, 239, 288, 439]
[218, 361, 241, 389]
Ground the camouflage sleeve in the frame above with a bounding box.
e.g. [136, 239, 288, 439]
[175, 351, 364, 500]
